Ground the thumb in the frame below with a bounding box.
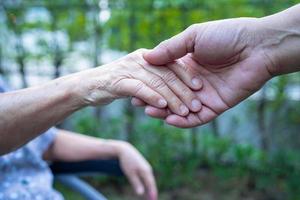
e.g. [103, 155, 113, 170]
[144, 25, 196, 65]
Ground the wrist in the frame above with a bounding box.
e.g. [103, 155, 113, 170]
[115, 141, 132, 157]
[103, 140, 130, 158]
[67, 65, 116, 106]
[256, 5, 300, 76]
[43, 75, 86, 112]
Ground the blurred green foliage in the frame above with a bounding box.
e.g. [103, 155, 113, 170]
[1, 0, 300, 199]
[73, 113, 300, 199]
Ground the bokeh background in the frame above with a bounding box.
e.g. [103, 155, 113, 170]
[1, 0, 300, 199]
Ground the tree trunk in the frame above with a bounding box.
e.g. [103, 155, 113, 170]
[17, 56, 27, 87]
[16, 37, 27, 88]
[51, 16, 63, 79]
[211, 119, 220, 137]
[53, 51, 63, 78]
[92, 4, 103, 123]
[125, 104, 136, 143]
[0, 46, 4, 75]
[2, 4, 27, 86]
[257, 87, 268, 151]
[124, 4, 138, 144]
[191, 128, 199, 156]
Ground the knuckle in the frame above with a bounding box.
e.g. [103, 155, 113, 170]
[162, 71, 177, 85]
[125, 170, 135, 177]
[149, 78, 165, 89]
[126, 50, 146, 66]
[133, 167, 140, 173]
[141, 166, 152, 174]
[160, 40, 175, 60]
[146, 165, 153, 173]
[177, 60, 189, 72]
[112, 78, 124, 93]
[136, 48, 148, 54]
[127, 51, 141, 61]
[188, 24, 199, 31]
[170, 96, 179, 104]
[133, 81, 145, 96]
[118, 61, 133, 72]
[158, 39, 168, 48]
[158, 39, 169, 50]
[181, 87, 192, 97]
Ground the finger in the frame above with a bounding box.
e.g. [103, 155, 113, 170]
[134, 70, 190, 116]
[117, 79, 167, 108]
[129, 49, 194, 115]
[128, 173, 145, 196]
[166, 113, 202, 128]
[196, 105, 218, 124]
[167, 59, 203, 90]
[165, 106, 218, 128]
[142, 65, 202, 112]
[143, 25, 197, 65]
[139, 169, 158, 200]
[131, 97, 147, 107]
[145, 106, 170, 119]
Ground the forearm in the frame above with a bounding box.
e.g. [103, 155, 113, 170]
[258, 4, 300, 75]
[0, 48, 199, 154]
[46, 130, 158, 200]
[0, 75, 86, 155]
[43, 129, 125, 162]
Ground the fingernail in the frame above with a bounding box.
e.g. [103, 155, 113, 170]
[145, 106, 151, 115]
[180, 104, 189, 115]
[136, 187, 144, 195]
[149, 191, 157, 200]
[191, 99, 201, 111]
[158, 99, 167, 107]
[192, 77, 201, 88]
[131, 98, 137, 105]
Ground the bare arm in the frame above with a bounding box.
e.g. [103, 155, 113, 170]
[0, 76, 83, 154]
[44, 129, 158, 200]
[43, 129, 122, 161]
[0, 49, 201, 155]
[258, 4, 300, 75]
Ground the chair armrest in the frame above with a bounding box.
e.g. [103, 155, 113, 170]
[55, 175, 108, 200]
[50, 159, 124, 177]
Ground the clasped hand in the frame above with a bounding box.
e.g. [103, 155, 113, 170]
[79, 49, 202, 117]
[132, 17, 283, 128]
[82, 12, 299, 128]
[82, 18, 272, 128]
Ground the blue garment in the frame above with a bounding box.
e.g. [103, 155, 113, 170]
[0, 77, 63, 200]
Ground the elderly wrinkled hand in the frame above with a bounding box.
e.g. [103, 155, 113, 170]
[76, 49, 203, 116]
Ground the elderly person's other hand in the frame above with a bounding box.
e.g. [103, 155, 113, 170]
[132, 5, 300, 128]
[118, 142, 157, 200]
[44, 130, 157, 200]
